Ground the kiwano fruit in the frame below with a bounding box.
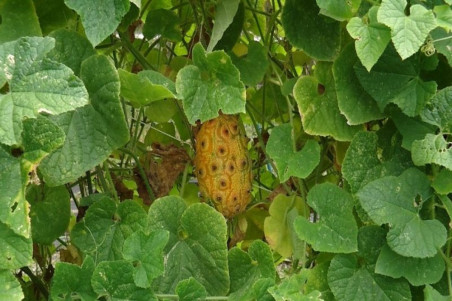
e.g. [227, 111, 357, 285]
[194, 114, 253, 218]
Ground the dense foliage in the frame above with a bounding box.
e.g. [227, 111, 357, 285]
[0, 0, 451, 300]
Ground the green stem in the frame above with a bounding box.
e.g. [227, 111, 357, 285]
[119, 147, 156, 202]
[103, 161, 119, 202]
[179, 162, 190, 198]
[20, 267, 49, 299]
[96, 165, 110, 195]
[118, 31, 154, 70]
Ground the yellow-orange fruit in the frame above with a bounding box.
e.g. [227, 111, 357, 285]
[194, 114, 252, 218]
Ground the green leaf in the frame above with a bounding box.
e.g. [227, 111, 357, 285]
[214, 2, 245, 51]
[412, 133, 452, 170]
[342, 131, 413, 193]
[294, 62, 361, 141]
[0, 221, 32, 269]
[230, 41, 268, 87]
[50, 256, 97, 301]
[148, 196, 229, 295]
[281, 0, 341, 61]
[357, 226, 387, 265]
[21, 115, 65, 163]
[175, 278, 207, 301]
[0, 147, 30, 238]
[0, 269, 23, 301]
[47, 29, 96, 76]
[0, 37, 89, 146]
[119, 69, 176, 107]
[27, 184, 70, 245]
[434, 5, 452, 32]
[33, 0, 77, 35]
[268, 272, 323, 301]
[357, 168, 447, 258]
[390, 108, 436, 150]
[386, 216, 447, 258]
[432, 28, 452, 66]
[346, 7, 391, 71]
[64, 0, 130, 46]
[207, 0, 241, 52]
[39, 55, 130, 186]
[333, 43, 384, 125]
[305, 262, 334, 301]
[0, 0, 42, 43]
[421, 87, 452, 132]
[327, 254, 411, 301]
[91, 260, 156, 300]
[354, 45, 437, 117]
[228, 240, 276, 299]
[267, 124, 320, 182]
[424, 285, 450, 301]
[316, 0, 361, 21]
[71, 197, 147, 264]
[143, 9, 180, 41]
[264, 194, 307, 259]
[375, 245, 445, 286]
[377, 0, 437, 60]
[432, 168, 452, 194]
[294, 183, 358, 253]
[123, 230, 169, 288]
[176, 43, 246, 124]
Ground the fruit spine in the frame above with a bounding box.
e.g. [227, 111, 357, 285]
[194, 114, 252, 218]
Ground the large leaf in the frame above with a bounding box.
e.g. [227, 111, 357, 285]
[122, 230, 169, 288]
[175, 278, 207, 301]
[0, 117, 65, 240]
[266, 124, 320, 182]
[264, 194, 307, 259]
[421, 87, 452, 132]
[412, 133, 452, 170]
[294, 62, 361, 141]
[228, 240, 276, 300]
[294, 183, 358, 253]
[39, 55, 130, 186]
[64, 0, 130, 46]
[281, 0, 340, 61]
[0, 37, 89, 146]
[91, 260, 156, 300]
[143, 9, 180, 41]
[0, 0, 41, 43]
[327, 254, 411, 301]
[0, 221, 32, 269]
[354, 45, 437, 117]
[342, 131, 412, 193]
[119, 69, 176, 107]
[333, 43, 384, 125]
[424, 285, 450, 301]
[230, 41, 268, 87]
[148, 196, 229, 295]
[316, 0, 361, 21]
[71, 196, 147, 264]
[176, 43, 246, 124]
[47, 29, 96, 76]
[377, 0, 437, 60]
[0, 269, 24, 301]
[207, 0, 241, 52]
[27, 184, 70, 245]
[50, 256, 97, 301]
[346, 7, 391, 71]
[357, 168, 447, 258]
[375, 245, 445, 286]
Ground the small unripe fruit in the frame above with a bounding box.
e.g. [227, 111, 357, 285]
[194, 114, 252, 218]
